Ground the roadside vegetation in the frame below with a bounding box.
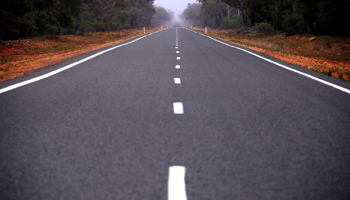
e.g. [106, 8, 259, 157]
[0, 28, 162, 81]
[190, 27, 350, 81]
[1, 0, 175, 40]
[181, 0, 350, 81]
[0, 0, 175, 81]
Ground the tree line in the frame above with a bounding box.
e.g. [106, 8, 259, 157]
[0, 0, 174, 40]
[180, 0, 350, 36]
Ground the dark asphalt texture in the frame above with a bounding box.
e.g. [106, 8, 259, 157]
[1, 24, 350, 200]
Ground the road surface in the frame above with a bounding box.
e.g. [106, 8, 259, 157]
[1, 24, 350, 200]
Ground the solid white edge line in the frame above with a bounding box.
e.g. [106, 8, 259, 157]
[174, 78, 181, 84]
[173, 102, 184, 114]
[178, 27, 350, 95]
[0, 29, 169, 94]
[204, 35, 350, 95]
[168, 166, 187, 200]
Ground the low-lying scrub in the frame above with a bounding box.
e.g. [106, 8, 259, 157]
[0, 28, 160, 81]
[192, 27, 350, 81]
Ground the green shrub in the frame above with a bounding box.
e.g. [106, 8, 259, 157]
[222, 16, 243, 29]
[92, 21, 110, 32]
[253, 22, 273, 32]
[77, 20, 94, 32]
[282, 13, 306, 35]
[45, 24, 59, 35]
[0, 10, 19, 40]
[123, 23, 131, 29]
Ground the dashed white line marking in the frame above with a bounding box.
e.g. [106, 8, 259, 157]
[168, 166, 187, 200]
[177, 57, 181, 60]
[176, 65, 180, 69]
[176, 51, 180, 53]
[174, 78, 181, 84]
[175, 47, 178, 49]
[173, 102, 184, 114]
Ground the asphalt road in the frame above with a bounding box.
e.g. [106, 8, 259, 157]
[1, 24, 350, 200]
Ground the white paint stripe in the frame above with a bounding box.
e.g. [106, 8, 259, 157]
[175, 47, 178, 49]
[176, 65, 180, 69]
[205, 36, 350, 95]
[0, 34, 152, 94]
[173, 102, 184, 114]
[176, 51, 180, 53]
[168, 166, 187, 200]
[177, 57, 181, 60]
[174, 78, 181, 84]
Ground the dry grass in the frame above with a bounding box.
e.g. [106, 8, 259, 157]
[0, 27, 161, 81]
[192, 27, 350, 81]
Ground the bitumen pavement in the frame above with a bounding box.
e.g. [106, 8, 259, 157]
[1, 24, 350, 200]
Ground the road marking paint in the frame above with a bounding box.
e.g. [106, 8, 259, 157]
[176, 51, 180, 53]
[176, 65, 180, 69]
[173, 102, 184, 114]
[205, 36, 350, 95]
[177, 57, 181, 60]
[0, 31, 165, 94]
[175, 47, 178, 49]
[168, 166, 187, 200]
[174, 78, 181, 84]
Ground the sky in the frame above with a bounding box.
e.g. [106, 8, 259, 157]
[154, 0, 198, 20]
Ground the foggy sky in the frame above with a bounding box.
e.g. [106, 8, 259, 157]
[154, 0, 198, 20]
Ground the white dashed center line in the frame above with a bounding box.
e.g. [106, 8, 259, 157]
[176, 65, 180, 69]
[173, 102, 184, 114]
[176, 51, 180, 53]
[177, 57, 181, 60]
[168, 166, 187, 200]
[174, 78, 181, 84]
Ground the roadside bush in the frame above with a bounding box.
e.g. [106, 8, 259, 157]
[77, 20, 94, 32]
[92, 21, 110, 32]
[123, 23, 131, 29]
[282, 13, 306, 35]
[0, 10, 19, 40]
[222, 16, 243, 29]
[19, 12, 38, 37]
[45, 24, 59, 35]
[253, 22, 273, 33]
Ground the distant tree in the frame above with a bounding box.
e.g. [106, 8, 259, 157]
[127, 0, 155, 28]
[220, 0, 250, 27]
[167, 9, 175, 21]
[152, 6, 173, 26]
[198, 0, 228, 27]
[180, 3, 201, 26]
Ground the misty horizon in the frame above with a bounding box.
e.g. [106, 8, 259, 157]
[154, 0, 198, 21]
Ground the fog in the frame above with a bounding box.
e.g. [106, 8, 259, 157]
[154, 0, 198, 21]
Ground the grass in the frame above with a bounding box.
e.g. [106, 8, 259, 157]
[0, 27, 161, 81]
[191, 27, 350, 81]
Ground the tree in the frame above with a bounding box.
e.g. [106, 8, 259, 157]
[220, 0, 250, 27]
[152, 6, 173, 26]
[198, 0, 228, 27]
[127, 0, 155, 28]
[180, 3, 201, 26]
